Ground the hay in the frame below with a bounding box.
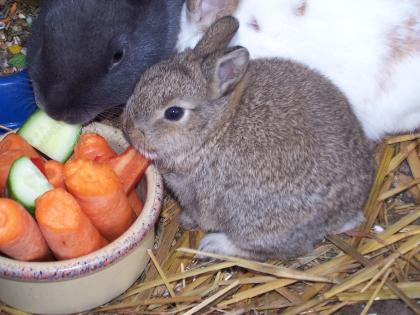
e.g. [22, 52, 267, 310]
[3, 135, 420, 315]
[82, 134, 419, 315]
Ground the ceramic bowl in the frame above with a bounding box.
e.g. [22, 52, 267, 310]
[0, 123, 163, 314]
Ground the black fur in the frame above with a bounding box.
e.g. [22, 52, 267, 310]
[27, 0, 185, 123]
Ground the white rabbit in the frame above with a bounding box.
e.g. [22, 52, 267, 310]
[176, 0, 420, 140]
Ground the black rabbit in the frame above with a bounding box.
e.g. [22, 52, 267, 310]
[27, 0, 184, 123]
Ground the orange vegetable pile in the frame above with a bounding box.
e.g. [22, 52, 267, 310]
[0, 132, 149, 262]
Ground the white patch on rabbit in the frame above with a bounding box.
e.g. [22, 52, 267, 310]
[177, 0, 420, 140]
[177, 4, 204, 51]
[198, 233, 254, 259]
[334, 211, 365, 234]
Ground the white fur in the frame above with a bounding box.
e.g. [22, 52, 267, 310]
[176, 0, 420, 140]
[198, 232, 254, 259]
[334, 211, 365, 234]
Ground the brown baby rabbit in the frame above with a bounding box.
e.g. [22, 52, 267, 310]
[123, 16, 375, 260]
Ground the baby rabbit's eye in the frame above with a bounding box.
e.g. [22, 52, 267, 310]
[164, 107, 184, 121]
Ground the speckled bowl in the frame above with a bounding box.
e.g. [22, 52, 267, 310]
[0, 123, 163, 315]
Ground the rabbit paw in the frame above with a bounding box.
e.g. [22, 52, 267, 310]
[198, 233, 254, 259]
[179, 211, 199, 230]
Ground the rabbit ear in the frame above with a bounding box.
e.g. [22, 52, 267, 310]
[209, 47, 249, 98]
[186, 0, 240, 29]
[191, 16, 240, 59]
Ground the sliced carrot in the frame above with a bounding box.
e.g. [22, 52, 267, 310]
[64, 159, 135, 241]
[0, 198, 51, 261]
[0, 133, 41, 196]
[35, 188, 108, 260]
[128, 190, 144, 216]
[0, 133, 39, 154]
[44, 160, 65, 189]
[70, 133, 148, 192]
[30, 157, 46, 174]
[71, 133, 117, 162]
[107, 147, 150, 193]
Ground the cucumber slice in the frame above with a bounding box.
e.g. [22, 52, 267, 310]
[7, 156, 53, 214]
[18, 109, 82, 162]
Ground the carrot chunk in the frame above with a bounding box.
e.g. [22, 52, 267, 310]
[0, 198, 51, 261]
[35, 188, 108, 260]
[107, 147, 150, 193]
[64, 159, 135, 241]
[0, 133, 41, 196]
[0, 133, 39, 154]
[127, 190, 144, 216]
[71, 133, 117, 162]
[30, 157, 46, 174]
[44, 160, 65, 189]
[70, 133, 148, 192]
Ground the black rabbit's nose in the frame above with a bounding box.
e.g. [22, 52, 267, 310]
[43, 107, 78, 124]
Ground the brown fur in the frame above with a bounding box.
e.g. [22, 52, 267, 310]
[123, 16, 375, 260]
[379, 12, 420, 92]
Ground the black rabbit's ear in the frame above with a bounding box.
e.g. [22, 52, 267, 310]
[191, 16, 239, 60]
[186, 0, 239, 29]
[209, 46, 249, 98]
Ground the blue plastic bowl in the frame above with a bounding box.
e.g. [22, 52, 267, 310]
[0, 69, 37, 133]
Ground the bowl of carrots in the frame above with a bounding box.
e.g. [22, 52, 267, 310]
[0, 117, 163, 315]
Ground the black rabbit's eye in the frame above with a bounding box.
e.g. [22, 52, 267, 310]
[112, 49, 124, 64]
[164, 107, 184, 121]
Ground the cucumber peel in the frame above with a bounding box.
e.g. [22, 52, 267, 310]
[18, 109, 82, 162]
[7, 156, 53, 214]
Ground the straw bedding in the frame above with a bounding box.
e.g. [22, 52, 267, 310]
[1, 130, 419, 315]
[83, 134, 419, 315]
[0, 1, 419, 313]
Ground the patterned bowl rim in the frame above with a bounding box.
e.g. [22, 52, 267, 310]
[0, 129, 163, 282]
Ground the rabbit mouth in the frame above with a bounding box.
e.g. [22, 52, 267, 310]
[121, 111, 161, 160]
[122, 125, 158, 160]
[126, 135, 159, 161]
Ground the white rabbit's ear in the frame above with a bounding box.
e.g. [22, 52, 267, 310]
[209, 47, 249, 98]
[186, 0, 239, 29]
